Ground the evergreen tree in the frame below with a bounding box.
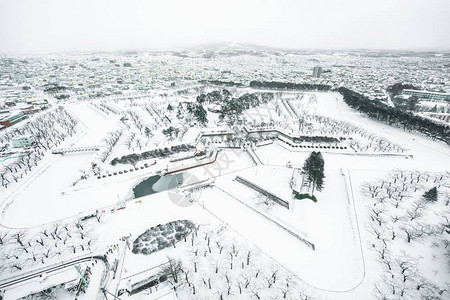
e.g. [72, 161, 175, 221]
[196, 94, 206, 104]
[338, 87, 450, 145]
[194, 104, 208, 126]
[302, 151, 325, 196]
[222, 89, 232, 101]
[144, 126, 152, 138]
[423, 187, 438, 202]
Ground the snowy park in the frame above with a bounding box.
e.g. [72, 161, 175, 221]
[0, 87, 449, 300]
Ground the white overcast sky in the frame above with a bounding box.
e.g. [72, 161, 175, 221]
[0, 0, 449, 53]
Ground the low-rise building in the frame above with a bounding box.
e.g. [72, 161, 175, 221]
[402, 89, 450, 102]
[11, 134, 35, 148]
[420, 112, 450, 124]
[17, 104, 38, 114]
[0, 111, 26, 127]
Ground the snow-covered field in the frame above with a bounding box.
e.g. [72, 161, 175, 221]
[0, 90, 448, 300]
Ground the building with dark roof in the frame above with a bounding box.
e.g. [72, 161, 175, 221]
[0, 111, 26, 127]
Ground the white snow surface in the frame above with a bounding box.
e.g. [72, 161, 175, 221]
[0, 91, 449, 300]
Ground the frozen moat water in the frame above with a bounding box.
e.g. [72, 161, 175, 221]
[133, 173, 183, 198]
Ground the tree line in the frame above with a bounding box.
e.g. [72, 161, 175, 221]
[386, 82, 417, 98]
[338, 87, 450, 145]
[199, 80, 244, 87]
[110, 144, 195, 166]
[220, 92, 272, 121]
[249, 81, 331, 91]
[194, 89, 274, 122]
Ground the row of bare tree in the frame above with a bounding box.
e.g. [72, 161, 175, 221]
[0, 215, 100, 274]
[0, 107, 78, 189]
[361, 170, 450, 299]
[156, 224, 315, 300]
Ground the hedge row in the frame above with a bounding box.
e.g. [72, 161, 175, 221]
[110, 144, 195, 166]
[295, 193, 318, 202]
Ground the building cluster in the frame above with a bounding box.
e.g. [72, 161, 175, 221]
[0, 46, 448, 123]
[0, 103, 46, 130]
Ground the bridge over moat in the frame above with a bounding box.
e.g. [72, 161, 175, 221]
[51, 146, 102, 154]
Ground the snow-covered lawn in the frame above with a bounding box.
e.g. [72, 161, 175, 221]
[207, 165, 364, 292]
[1, 90, 449, 300]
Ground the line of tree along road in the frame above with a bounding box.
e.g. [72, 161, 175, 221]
[338, 87, 450, 145]
[249, 81, 332, 91]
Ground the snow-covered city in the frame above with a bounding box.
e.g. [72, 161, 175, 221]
[0, 1, 449, 300]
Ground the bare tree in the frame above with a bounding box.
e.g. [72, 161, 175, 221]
[255, 194, 274, 211]
[69, 244, 77, 253]
[380, 273, 398, 296]
[438, 211, 450, 234]
[211, 259, 223, 274]
[11, 174, 19, 182]
[374, 243, 389, 260]
[28, 252, 40, 263]
[389, 213, 402, 223]
[246, 250, 254, 266]
[270, 265, 280, 284]
[227, 250, 234, 270]
[361, 182, 381, 198]
[62, 223, 70, 232]
[13, 231, 26, 247]
[0, 231, 10, 245]
[7, 260, 25, 271]
[406, 200, 426, 221]
[279, 286, 291, 299]
[400, 224, 421, 243]
[75, 219, 84, 230]
[368, 223, 385, 240]
[369, 211, 385, 227]
[19, 245, 29, 254]
[406, 209, 423, 222]
[51, 222, 62, 240]
[216, 241, 224, 254]
[40, 227, 50, 238]
[441, 190, 450, 206]
[242, 274, 252, 289]
[4, 251, 19, 260]
[41, 246, 53, 259]
[190, 255, 200, 273]
[95, 210, 104, 222]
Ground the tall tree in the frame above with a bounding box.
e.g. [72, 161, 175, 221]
[196, 94, 206, 104]
[158, 257, 183, 290]
[302, 151, 325, 195]
[194, 104, 208, 126]
[423, 187, 438, 202]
